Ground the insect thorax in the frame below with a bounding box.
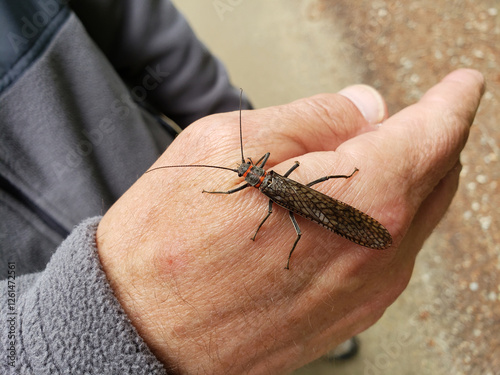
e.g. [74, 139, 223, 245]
[241, 164, 266, 186]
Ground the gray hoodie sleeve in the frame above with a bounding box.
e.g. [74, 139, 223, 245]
[71, 0, 250, 128]
[1, 217, 167, 374]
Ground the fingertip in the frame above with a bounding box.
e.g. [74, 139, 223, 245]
[441, 69, 485, 96]
[338, 84, 388, 125]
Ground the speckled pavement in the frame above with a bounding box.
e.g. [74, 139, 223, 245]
[173, 1, 498, 373]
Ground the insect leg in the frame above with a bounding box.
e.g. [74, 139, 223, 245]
[283, 161, 300, 178]
[203, 183, 250, 194]
[306, 168, 358, 187]
[255, 152, 270, 168]
[285, 211, 302, 270]
[251, 199, 273, 241]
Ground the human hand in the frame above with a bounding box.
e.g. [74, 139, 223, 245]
[96, 69, 484, 374]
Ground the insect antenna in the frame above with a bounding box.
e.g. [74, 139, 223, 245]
[238, 88, 245, 164]
[145, 164, 238, 174]
[146, 89, 248, 176]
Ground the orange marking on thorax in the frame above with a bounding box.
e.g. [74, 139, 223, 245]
[254, 173, 266, 188]
[243, 166, 267, 188]
[242, 167, 252, 178]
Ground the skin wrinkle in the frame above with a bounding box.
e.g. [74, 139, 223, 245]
[406, 126, 458, 211]
[302, 96, 359, 147]
[166, 264, 278, 362]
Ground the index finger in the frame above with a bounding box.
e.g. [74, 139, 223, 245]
[349, 69, 484, 209]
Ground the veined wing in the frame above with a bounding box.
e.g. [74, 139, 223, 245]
[260, 172, 392, 249]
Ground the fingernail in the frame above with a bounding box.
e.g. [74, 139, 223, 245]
[338, 84, 387, 124]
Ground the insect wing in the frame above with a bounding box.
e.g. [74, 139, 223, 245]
[261, 173, 392, 249]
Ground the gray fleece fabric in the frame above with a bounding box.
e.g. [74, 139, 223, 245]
[2, 217, 166, 374]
